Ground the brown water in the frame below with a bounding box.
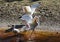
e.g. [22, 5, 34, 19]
[0, 30, 60, 42]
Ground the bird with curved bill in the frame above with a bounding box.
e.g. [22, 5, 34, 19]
[5, 3, 41, 34]
[20, 2, 40, 31]
[20, 3, 41, 40]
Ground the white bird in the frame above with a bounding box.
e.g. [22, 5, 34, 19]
[5, 3, 40, 33]
[21, 3, 40, 22]
[20, 3, 40, 30]
[22, 3, 40, 15]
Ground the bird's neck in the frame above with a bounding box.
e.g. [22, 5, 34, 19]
[28, 14, 33, 19]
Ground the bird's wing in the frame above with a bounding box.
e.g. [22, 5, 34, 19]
[31, 3, 40, 15]
[22, 6, 32, 14]
[21, 14, 33, 23]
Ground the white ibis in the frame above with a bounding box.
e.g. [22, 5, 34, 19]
[20, 3, 40, 30]
[5, 3, 40, 33]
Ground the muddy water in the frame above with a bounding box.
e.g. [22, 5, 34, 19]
[0, 30, 60, 42]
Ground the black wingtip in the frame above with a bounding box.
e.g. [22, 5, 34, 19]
[4, 25, 14, 33]
[4, 27, 13, 33]
[19, 16, 22, 19]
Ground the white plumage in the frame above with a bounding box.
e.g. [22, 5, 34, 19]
[14, 28, 20, 33]
[4, 3, 41, 33]
[21, 3, 40, 24]
[21, 14, 33, 23]
[5, 3, 40, 33]
[31, 3, 40, 15]
[22, 3, 40, 15]
[20, 3, 40, 31]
